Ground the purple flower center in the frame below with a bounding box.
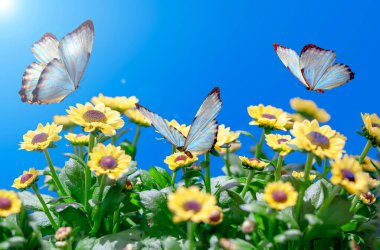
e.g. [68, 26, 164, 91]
[174, 155, 188, 163]
[99, 156, 117, 169]
[306, 131, 330, 149]
[372, 123, 380, 128]
[0, 197, 12, 210]
[277, 138, 288, 144]
[342, 169, 355, 182]
[262, 113, 276, 119]
[32, 133, 49, 144]
[209, 210, 221, 222]
[183, 200, 201, 212]
[272, 190, 288, 203]
[76, 133, 85, 138]
[83, 110, 106, 123]
[361, 192, 374, 203]
[248, 157, 260, 162]
[21, 174, 34, 184]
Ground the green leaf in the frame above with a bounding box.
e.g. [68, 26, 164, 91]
[29, 211, 56, 229]
[139, 190, 166, 211]
[120, 140, 136, 158]
[0, 236, 26, 249]
[18, 191, 53, 211]
[149, 167, 171, 188]
[76, 230, 140, 250]
[59, 159, 85, 203]
[304, 214, 323, 226]
[63, 153, 87, 169]
[53, 202, 91, 232]
[226, 190, 245, 205]
[101, 185, 126, 216]
[274, 229, 302, 243]
[139, 170, 159, 190]
[181, 170, 204, 180]
[163, 237, 182, 250]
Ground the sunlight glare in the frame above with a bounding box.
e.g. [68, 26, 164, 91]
[0, 0, 15, 18]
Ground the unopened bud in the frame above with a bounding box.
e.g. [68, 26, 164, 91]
[219, 238, 236, 250]
[241, 219, 255, 234]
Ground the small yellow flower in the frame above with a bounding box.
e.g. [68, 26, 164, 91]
[0, 190, 22, 217]
[357, 156, 380, 172]
[365, 173, 380, 189]
[247, 104, 289, 131]
[164, 152, 198, 171]
[265, 134, 293, 156]
[361, 113, 380, 146]
[165, 119, 190, 136]
[167, 186, 217, 223]
[53, 115, 76, 130]
[124, 109, 151, 127]
[67, 103, 124, 136]
[88, 144, 131, 180]
[290, 98, 330, 123]
[330, 155, 368, 194]
[20, 123, 62, 151]
[215, 125, 240, 153]
[55, 226, 72, 241]
[91, 93, 139, 113]
[359, 192, 376, 205]
[206, 206, 223, 225]
[290, 120, 346, 159]
[64, 133, 90, 146]
[291, 171, 316, 181]
[12, 168, 39, 190]
[239, 156, 269, 170]
[263, 182, 298, 210]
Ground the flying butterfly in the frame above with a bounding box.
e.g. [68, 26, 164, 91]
[19, 20, 94, 104]
[273, 43, 355, 93]
[136, 87, 222, 158]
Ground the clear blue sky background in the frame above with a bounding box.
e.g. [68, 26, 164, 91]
[1, 1, 379, 189]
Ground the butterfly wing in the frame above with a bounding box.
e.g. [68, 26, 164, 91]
[299, 44, 336, 89]
[32, 59, 75, 104]
[136, 104, 186, 147]
[59, 20, 94, 88]
[19, 62, 46, 103]
[184, 87, 222, 155]
[32, 33, 60, 64]
[313, 63, 355, 92]
[273, 43, 308, 87]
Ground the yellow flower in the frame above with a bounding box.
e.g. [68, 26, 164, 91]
[263, 182, 298, 210]
[53, 115, 76, 130]
[165, 119, 190, 136]
[64, 133, 90, 146]
[215, 125, 240, 153]
[291, 171, 316, 181]
[284, 113, 305, 130]
[12, 168, 39, 190]
[290, 120, 346, 159]
[365, 173, 380, 189]
[67, 102, 124, 136]
[330, 155, 368, 194]
[359, 192, 376, 205]
[124, 109, 151, 127]
[290, 98, 330, 123]
[239, 156, 269, 170]
[357, 156, 379, 172]
[247, 104, 289, 130]
[164, 152, 198, 171]
[167, 186, 217, 223]
[91, 93, 139, 113]
[0, 190, 22, 217]
[88, 144, 131, 180]
[206, 206, 223, 225]
[55, 226, 72, 241]
[265, 134, 293, 156]
[20, 123, 62, 151]
[361, 113, 380, 146]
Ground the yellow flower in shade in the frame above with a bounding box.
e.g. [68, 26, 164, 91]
[64, 133, 90, 146]
[167, 186, 217, 223]
[91, 93, 139, 113]
[290, 98, 330, 123]
[247, 104, 289, 131]
[124, 109, 151, 127]
[330, 155, 368, 194]
[357, 156, 379, 172]
[164, 152, 198, 171]
[359, 192, 376, 205]
[0, 190, 22, 217]
[53, 115, 76, 130]
[206, 206, 223, 225]
[239, 156, 269, 170]
[20, 123, 62, 151]
[291, 171, 316, 181]
[215, 125, 240, 153]
[12, 168, 39, 190]
[361, 113, 380, 146]
[290, 120, 346, 159]
[284, 113, 304, 130]
[165, 119, 190, 136]
[365, 173, 380, 189]
[67, 102, 124, 136]
[88, 144, 131, 180]
[263, 182, 298, 210]
[265, 134, 293, 156]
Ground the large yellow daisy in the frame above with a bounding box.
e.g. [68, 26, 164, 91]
[361, 113, 380, 146]
[290, 98, 330, 123]
[64, 133, 90, 146]
[0, 190, 22, 217]
[91, 93, 139, 113]
[247, 104, 289, 130]
[124, 109, 151, 127]
[265, 134, 293, 156]
[20, 123, 62, 151]
[357, 156, 379, 172]
[53, 115, 76, 130]
[12, 168, 39, 190]
[214, 125, 240, 153]
[165, 119, 190, 136]
[164, 152, 198, 171]
[263, 182, 298, 210]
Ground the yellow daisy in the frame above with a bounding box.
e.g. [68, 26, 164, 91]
[290, 98, 330, 123]
[124, 109, 151, 127]
[164, 152, 198, 171]
[265, 134, 293, 156]
[291, 171, 316, 181]
[206, 206, 223, 225]
[20, 123, 62, 151]
[64, 133, 90, 146]
[365, 173, 380, 189]
[167, 186, 217, 223]
[165, 119, 190, 136]
[359, 192, 376, 205]
[53, 115, 76, 130]
[284, 113, 305, 130]
[67, 102, 124, 136]
[0, 190, 22, 217]
[357, 156, 379, 172]
[361, 113, 380, 146]
[91, 93, 139, 113]
[215, 125, 240, 153]
[88, 144, 132, 180]
[330, 155, 368, 194]
[247, 104, 289, 131]
[239, 156, 269, 170]
[263, 182, 298, 210]
[290, 120, 346, 159]
[12, 168, 39, 190]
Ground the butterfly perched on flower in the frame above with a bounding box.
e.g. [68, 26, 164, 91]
[19, 20, 94, 104]
[136, 87, 222, 158]
[273, 43, 355, 93]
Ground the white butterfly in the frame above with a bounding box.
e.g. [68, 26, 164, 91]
[136, 87, 222, 158]
[274, 43, 355, 93]
[19, 20, 94, 104]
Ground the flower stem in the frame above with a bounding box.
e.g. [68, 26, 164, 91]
[90, 175, 107, 236]
[171, 170, 178, 192]
[349, 195, 360, 213]
[132, 125, 141, 149]
[224, 147, 232, 177]
[241, 170, 254, 198]
[43, 149, 68, 196]
[322, 159, 329, 178]
[268, 212, 276, 241]
[255, 130, 266, 158]
[32, 184, 58, 230]
[295, 153, 314, 222]
[204, 152, 211, 193]
[274, 155, 284, 181]
[187, 221, 196, 250]
[359, 140, 372, 164]
[317, 185, 341, 216]
[84, 133, 96, 213]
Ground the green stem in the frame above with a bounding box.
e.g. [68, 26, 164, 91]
[112, 205, 121, 233]
[359, 140, 372, 164]
[295, 153, 314, 222]
[90, 175, 107, 236]
[132, 125, 141, 149]
[224, 147, 232, 177]
[84, 133, 96, 213]
[322, 159, 329, 178]
[317, 185, 341, 216]
[187, 221, 196, 250]
[275, 155, 284, 181]
[205, 152, 211, 193]
[32, 185, 58, 230]
[268, 212, 276, 241]
[111, 135, 117, 145]
[43, 149, 68, 196]
[349, 195, 360, 213]
[241, 170, 254, 198]
[171, 170, 178, 192]
[255, 130, 266, 158]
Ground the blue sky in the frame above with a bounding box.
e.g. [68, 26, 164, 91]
[1, 0, 379, 188]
